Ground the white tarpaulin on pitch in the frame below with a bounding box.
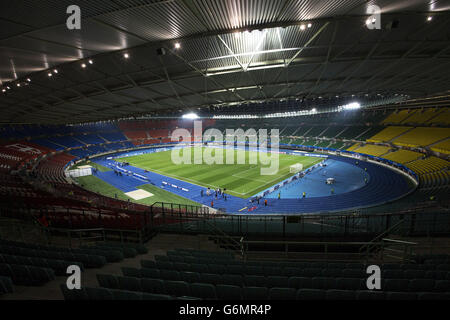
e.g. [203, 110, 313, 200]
[125, 189, 154, 200]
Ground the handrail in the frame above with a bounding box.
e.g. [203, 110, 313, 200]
[382, 238, 418, 245]
[359, 218, 406, 254]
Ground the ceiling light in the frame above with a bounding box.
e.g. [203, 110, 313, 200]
[81, 63, 86, 68]
[123, 53, 129, 59]
[88, 59, 93, 64]
[182, 113, 198, 120]
[300, 24, 306, 30]
[175, 42, 181, 49]
[427, 16, 432, 21]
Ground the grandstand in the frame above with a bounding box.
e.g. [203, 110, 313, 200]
[0, 0, 449, 306]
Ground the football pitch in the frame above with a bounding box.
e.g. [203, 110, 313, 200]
[115, 147, 322, 199]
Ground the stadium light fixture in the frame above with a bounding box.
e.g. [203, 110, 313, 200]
[182, 113, 199, 120]
[300, 24, 306, 30]
[27, 78, 31, 82]
[81, 63, 86, 68]
[123, 53, 129, 59]
[427, 16, 432, 21]
[48, 72, 52, 77]
[342, 102, 361, 110]
[307, 23, 312, 28]
[2, 88, 6, 93]
[16, 83, 20, 87]
[88, 59, 93, 64]
[53, 69, 58, 74]
[175, 42, 181, 49]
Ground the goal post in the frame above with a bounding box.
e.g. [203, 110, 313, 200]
[290, 163, 303, 173]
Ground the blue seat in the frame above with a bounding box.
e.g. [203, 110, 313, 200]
[191, 263, 209, 274]
[434, 280, 450, 292]
[263, 267, 280, 276]
[301, 268, 322, 277]
[141, 293, 173, 300]
[404, 270, 425, 279]
[321, 268, 342, 277]
[86, 287, 114, 300]
[173, 262, 190, 272]
[60, 284, 89, 300]
[383, 270, 404, 279]
[156, 261, 174, 270]
[283, 267, 300, 277]
[209, 264, 227, 275]
[342, 269, 365, 278]
[121, 267, 141, 278]
[227, 265, 244, 275]
[245, 266, 264, 276]
[216, 284, 242, 300]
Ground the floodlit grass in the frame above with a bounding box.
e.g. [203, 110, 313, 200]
[116, 147, 322, 198]
[75, 175, 199, 207]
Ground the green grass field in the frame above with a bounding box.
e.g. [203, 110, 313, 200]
[116, 147, 322, 198]
[75, 175, 200, 207]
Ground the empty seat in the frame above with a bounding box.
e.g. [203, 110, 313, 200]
[191, 263, 209, 274]
[141, 293, 173, 300]
[173, 263, 190, 272]
[296, 289, 326, 300]
[404, 270, 425, 279]
[264, 267, 280, 276]
[288, 277, 312, 289]
[245, 275, 267, 287]
[409, 279, 435, 292]
[159, 270, 180, 281]
[227, 265, 244, 275]
[121, 267, 141, 278]
[356, 290, 385, 300]
[336, 278, 363, 290]
[118, 276, 141, 292]
[321, 268, 342, 277]
[382, 263, 401, 270]
[140, 260, 156, 269]
[112, 289, 141, 300]
[180, 271, 200, 283]
[434, 280, 450, 292]
[201, 273, 223, 285]
[342, 269, 365, 278]
[242, 287, 268, 300]
[283, 267, 300, 277]
[312, 277, 336, 290]
[165, 280, 190, 297]
[267, 276, 289, 288]
[269, 287, 296, 300]
[190, 283, 217, 300]
[383, 279, 410, 292]
[156, 261, 174, 270]
[97, 274, 119, 290]
[326, 289, 356, 300]
[245, 266, 264, 276]
[383, 270, 404, 279]
[417, 292, 447, 300]
[222, 274, 243, 287]
[141, 278, 165, 294]
[209, 264, 227, 275]
[301, 268, 322, 277]
[141, 268, 160, 279]
[216, 284, 242, 300]
[154, 255, 169, 262]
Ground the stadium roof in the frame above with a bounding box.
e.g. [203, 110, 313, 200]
[0, 0, 449, 124]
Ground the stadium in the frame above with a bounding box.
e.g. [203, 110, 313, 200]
[0, 0, 449, 305]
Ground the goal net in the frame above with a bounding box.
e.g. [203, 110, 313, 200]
[290, 163, 303, 173]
